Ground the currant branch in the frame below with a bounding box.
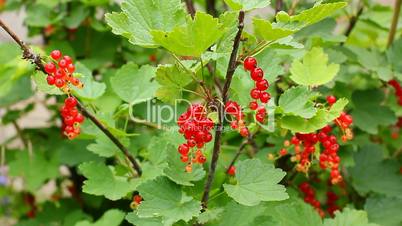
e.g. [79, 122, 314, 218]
[387, 0, 402, 48]
[206, 0, 217, 17]
[184, 0, 196, 18]
[342, 2, 364, 45]
[0, 19, 142, 176]
[201, 10, 245, 210]
[226, 133, 256, 174]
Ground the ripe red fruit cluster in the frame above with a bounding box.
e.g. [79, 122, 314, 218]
[388, 79, 402, 106]
[227, 165, 236, 176]
[177, 104, 214, 172]
[60, 97, 84, 140]
[317, 126, 342, 184]
[327, 96, 353, 142]
[44, 50, 83, 93]
[244, 57, 270, 123]
[326, 191, 339, 217]
[225, 101, 249, 137]
[299, 182, 324, 217]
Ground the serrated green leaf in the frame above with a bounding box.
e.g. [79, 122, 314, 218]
[32, 71, 64, 95]
[9, 151, 59, 193]
[75, 209, 125, 226]
[224, 0, 270, 11]
[155, 64, 192, 104]
[72, 63, 106, 101]
[323, 208, 379, 226]
[86, 134, 120, 158]
[278, 86, 317, 118]
[137, 177, 201, 226]
[110, 63, 158, 105]
[290, 2, 347, 26]
[365, 196, 402, 226]
[351, 89, 397, 134]
[280, 98, 348, 133]
[253, 18, 296, 42]
[213, 201, 268, 226]
[79, 161, 138, 200]
[387, 38, 402, 73]
[163, 144, 205, 186]
[126, 212, 163, 226]
[198, 208, 224, 224]
[348, 144, 402, 198]
[290, 47, 339, 86]
[105, 0, 186, 47]
[152, 12, 223, 57]
[223, 159, 288, 206]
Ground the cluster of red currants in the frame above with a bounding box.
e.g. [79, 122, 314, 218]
[299, 182, 325, 217]
[177, 104, 214, 172]
[60, 97, 84, 140]
[326, 191, 340, 217]
[317, 125, 342, 184]
[388, 79, 402, 106]
[44, 50, 83, 93]
[243, 57, 270, 123]
[225, 100, 249, 137]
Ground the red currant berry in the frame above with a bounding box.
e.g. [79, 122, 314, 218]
[54, 69, 65, 78]
[50, 50, 62, 60]
[326, 95, 337, 105]
[75, 113, 84, 123]
[250, 67, 264, 81]
[279, 148, 287, 156]
[45, 62, 56, 74]
[64, 116, 75, 126]
[58, 59, 68, 68]
[230, 120, 238, 129]
[249, 101, 258, 110]
[178, 144, 190, 155]
[197, 155, 207, 164]
[46, 75, 55, 85]
[243, 57, 257, 71]
[63, 56, 73, 65]
[240, 127, 249, 137]
[65, 97, 78, 108]
[180, 155, 189, 163]
[256, 79, 269, 91]
[260, 92, 271, 103]
[227, 166, 236, 176]
[133, 195, 142, 204]
[70, 77, 81, 86]
[55, 79, 65, 88]
[67, 64, 75, 73]
[256, 113, 265, 123]
[250, 88, 261, 99]
[205, 133, 213, 142]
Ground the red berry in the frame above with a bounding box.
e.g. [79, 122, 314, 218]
[65, 97, 78, 108]
[133, 195, 142, 204]
[256, 79, 269, 91]
[230, 120, 238, 129]
[180, 155, 189, 163]
[46, 75, 55, 85]
[279, 148, 287, 156]
[54, 69, 65, 78]
[178, 144, 190, 155]
[240, 127, 249, 137]
[63, 56, 73, 65]
[243, 57, 257, 71]
[45, 62, 56, 74]
[67, 64, 75, 73]
[75, 113, 84, 123]
[187, 139, 196, 147]
[256, 113, 265, 123]
[50, 50, 62, 60]
[326, 95, 337, 105]
[250, 88, 261, 99]
[250, 67, 264, 81]
[58, 59, 68, 68]
[227, 166, 236, 176]
[64, 116, 75, 126]
[55, 79, 65, 88]
[249, 101, 258, 110]
[197, 155, 207, 164]
[70, 77, 80, 86]
[260, 92, 271, 103]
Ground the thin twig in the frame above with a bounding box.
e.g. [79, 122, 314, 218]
[275, 0, 284, 14]
[0, 19, 142, 176]
[387, 0, 402, 48]
[201, 11, 245, 210]
[227, 133, 257, 171]
[206, 0, 217, 17]
[184, 0, 196, 18]
[11, 121, 28, 149]
[342, 4, 364, 45]
[288, 0, 300, 15]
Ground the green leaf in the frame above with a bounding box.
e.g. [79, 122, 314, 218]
[152, 12, 224, 57]
[72, 63, 106, 101]
[278, 86, 317, 118]
[155, 64, 192, 104]
[323, 208, 379, 226]
[126, 212, 163, 226]
[365, 196, 402, 226]
[280, 98, 348, 133]
[86, 134, 120, 158]
[290, 2, 347, 26]
[213, 201, 268, 226]
[387, 38, 402, 73]
[290, 47, 339, 86]
[32, 71, 63, 95]
[253, 18, 296, 42]
[163, 144, 206, 186]
[224, 0, 270, 11]
[230, 70, 255, 107]
[63, 4, 89, 29]
[105, 0, 186, 47]
[223, 159, 288, 206]
[110, 63, 158, 105]
[9, 151, 59, 192]
[348, 144, 402, 198]
[137, 177, 201, 225]
[197, 208, 224, 224]
[351, 89, 397, 134]
[79, 161, 137, 200]
[75, 209, 125, 226]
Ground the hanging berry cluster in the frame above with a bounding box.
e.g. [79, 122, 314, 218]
[44, 50, 83, 92]
[326, 191, 340, 217]
[60, 97, 84, 139]
[388, 79, 402, 106]
[177, 104, 214, 172]
[298, 182, 325, 217]
[225, 101, 249, 137]
[281, 96, 353, 184]
[243, 57, 271, 123]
